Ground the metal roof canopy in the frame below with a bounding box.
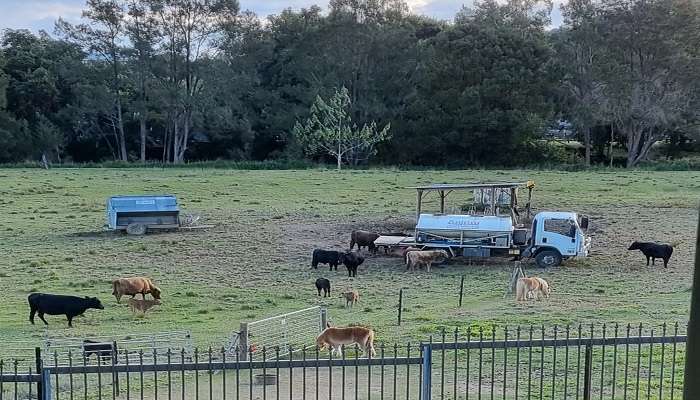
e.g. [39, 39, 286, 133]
[407, 181, 534, 222]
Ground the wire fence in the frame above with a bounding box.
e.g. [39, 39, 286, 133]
[0, 323, 688, 400]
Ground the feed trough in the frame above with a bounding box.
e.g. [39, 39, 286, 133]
[106, 195, 181, 235]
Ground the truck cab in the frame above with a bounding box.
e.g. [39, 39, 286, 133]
[527, 211, 591, 268]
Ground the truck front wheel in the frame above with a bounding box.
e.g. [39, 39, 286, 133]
[535, 250, 562, 268]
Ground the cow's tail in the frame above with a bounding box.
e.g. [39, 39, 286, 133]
[111, 280, 119, 296]
[311, 250, 318, 267]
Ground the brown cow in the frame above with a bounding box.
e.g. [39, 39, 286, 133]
[350, 230, 380, 253]
[316, 322, 376, 357]
[406, 250, 450, 272]
[112, 277, 161, 303]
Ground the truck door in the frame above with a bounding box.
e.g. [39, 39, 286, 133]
[537, 218, 578, 256]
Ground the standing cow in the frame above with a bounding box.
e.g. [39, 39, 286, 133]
[406, 250, 450, 272]
[627, 241, 674, 268]
[28, 293, 104, 327]
[350, 231, 380, 254]
[315, 278, 331, 297]
[311, 249, 344, 271]
[343, 252, 365, 277]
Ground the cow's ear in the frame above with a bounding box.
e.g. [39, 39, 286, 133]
[85, 296, 90, 299]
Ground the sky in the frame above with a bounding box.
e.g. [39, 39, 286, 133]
[0, 0, 563, 34]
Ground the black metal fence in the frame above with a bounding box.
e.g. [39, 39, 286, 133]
[0, 323, 687, 400]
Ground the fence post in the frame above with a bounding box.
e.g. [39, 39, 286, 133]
[112, 340, 120, 394]
[583, 343, 593, 400]
[398, 289, 403, 326]
[421, 344, 432, 400]
[685, 208, 700, 399]
[40, 368, 52, 400]
[35, 347, 43, 397]
[458, 275, 465, 307]
[239, 322, 249, 361]
[320, 308, 328, 331]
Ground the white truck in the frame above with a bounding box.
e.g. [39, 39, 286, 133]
[373, 182, 591, 268]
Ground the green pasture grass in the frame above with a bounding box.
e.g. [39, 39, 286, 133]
[0, 168, 698, 354]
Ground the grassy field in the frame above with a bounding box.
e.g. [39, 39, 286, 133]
[0, 168, 698, 356]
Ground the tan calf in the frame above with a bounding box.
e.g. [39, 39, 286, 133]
[316, 324, 376, 357]
[406, 250, 449, 272]
[342, 290, 359, 308]
[515, 277, 551, 301]
[127, 298, 161, 315]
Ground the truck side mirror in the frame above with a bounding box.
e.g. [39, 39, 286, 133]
[580, 216, 589, 230]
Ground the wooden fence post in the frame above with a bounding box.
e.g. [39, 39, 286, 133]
[320, 308, 328, 330]
[583, 343, 593, 400]
[112, 340, 119, 394]
[685, 208, 700, 399]
[35, 347, 42, 397]
[239, 322, 249, 361]
[398, 289, 403, 326]
[458, 276, 465, 307]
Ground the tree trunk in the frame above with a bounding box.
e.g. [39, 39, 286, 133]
[584, 127, 591, 166]
[139, 115, 147, 163]
[40, 152, 49, 169]
[115, 98, 128, 161]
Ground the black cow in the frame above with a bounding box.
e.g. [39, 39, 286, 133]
[315, 278, 331, 297]
[627, 241, 674, 268]
[28, 293, 104, 327]
[83, 340, 117, 363]
[312, 249, 344, 271]
[350, 231, 380, 254]
[343, 252, 365, 278]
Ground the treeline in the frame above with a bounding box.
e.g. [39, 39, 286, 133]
[0, 0, 698, 167]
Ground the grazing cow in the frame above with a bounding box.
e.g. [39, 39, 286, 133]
[28, 293, 104, 327]
[515, 277, 551, 301]
[315, 278, 331, 297]
[342, 290, 359, 308]
[343, 252, 365, 277]
[112, 277, 161, 303]
[311, 249, 344, 271]
[405, 250, 449, 272]
[350, 231, 380, 254]
[627, 241, 674, 268]
[316, 322, 376, 357]
[127, 298, 161, 315]
[83, 340, 116, 362]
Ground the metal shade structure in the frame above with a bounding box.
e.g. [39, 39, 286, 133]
[406, 181, 535, 223]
